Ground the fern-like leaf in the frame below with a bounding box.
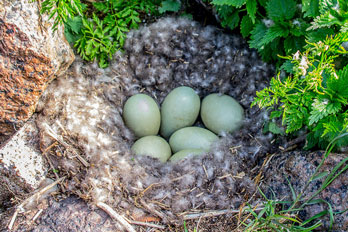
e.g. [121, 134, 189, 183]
[309, 98, 341, 125]
[212, 0, 246, 8]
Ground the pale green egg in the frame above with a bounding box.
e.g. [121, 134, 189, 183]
[169, 127, 218, 153]
[201, 93, 244, 134]
[123, 94, 160, 138]
[169, 149, 205, 162]
[160, 86, 200, 138]
[131, 136, 172, 162]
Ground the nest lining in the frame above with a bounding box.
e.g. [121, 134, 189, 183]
[36, 17, 275, 227]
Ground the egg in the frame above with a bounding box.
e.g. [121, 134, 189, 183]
[169, 149, 205, 162]
[160, 86, 200, 138]
[169, 127, 219, 153]
[201, 93, 244, 134]
[123, 94, 161, 137]
[131, 136, 172, 162]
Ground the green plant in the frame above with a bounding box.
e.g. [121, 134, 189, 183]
[241, 190, 322, 231]
[241, 133, 348, 231]
[73, 0, 159, 68]
[34, 0, 160, 68]
[252, 33, 348, 149]
[34, 0, 85, 32]
[159, 0, 181, 13]
[209, 0, 347, 65]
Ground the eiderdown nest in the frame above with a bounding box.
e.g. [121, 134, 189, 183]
[36, 17, 276, 230]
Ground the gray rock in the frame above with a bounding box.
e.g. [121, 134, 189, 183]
[0, 0, 74, 142]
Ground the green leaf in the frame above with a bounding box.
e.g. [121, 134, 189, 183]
[246, 0, 257, 23]
[270, 110, 282, 119]
[302, 0, 320, 17]
[269, 122, 284, 134]
[249, 22, 268, 50]
[266, 0, 297, 22]
[258, 0, 268, 7]
[260, 24, 289, 46]
[306, 28, 335, 42]
[327, 65, 348, 98]
[284, 36, 306, 55]
[93, 2, 109, 13]
[159, 0, 181, 13]
[308, 98, 341, 125]
[312, 171, 329, 180]
[240, 15, 254, 37]
[221, 10, 240, 29]
[280, 60, 295, 73]
[212, 0, 246, 7]
[66, 16, 83, 34]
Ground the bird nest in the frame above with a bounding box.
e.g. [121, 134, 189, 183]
[36, 17, 275, 230]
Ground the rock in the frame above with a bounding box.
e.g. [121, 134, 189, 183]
[0, 0, 75, 142]
[0, 118, 48, 212]
[0, 119, 46, 188]
[263, 151, 348, 231]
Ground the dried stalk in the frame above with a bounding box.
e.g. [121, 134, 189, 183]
[8, 177, 65, 230]
[129, 220, 166, 229]
[96, 202, 136, 232]
[182, 207, 264, 220]
[140, 199, 170, 223]
[42, 123, 89, 167]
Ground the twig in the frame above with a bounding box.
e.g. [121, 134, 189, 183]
[32, 209, 43, 222]
[96, 202, 136, 232]
[129, 220, 166, 229]
[8, 177, 65, 230]
[140, 199, 170, 223]
[44, 154, 59, 180]
[195, 216, 203, 232]
[8, 211, 18, 230]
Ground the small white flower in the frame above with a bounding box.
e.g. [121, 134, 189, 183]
[293, 50, 300, 60]
[299, 55, 309, 76]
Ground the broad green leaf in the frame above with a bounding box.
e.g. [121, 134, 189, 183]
[246, 0, 257, 23]
[212, 0, 246, 7]
[240, 15, 254, 37]
[159, 0, 181, 13]
[221, 11, 240, 29]
[249, 22, 268, 50]
[302, 0, 320, 17]
[260, 24, 289, 46]
[268, 122, 284, 134]
[284, 36, 306, 55]
[266, 0, 297, 21]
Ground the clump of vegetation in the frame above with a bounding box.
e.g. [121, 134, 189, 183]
[208, 0, 348, 65]
[241, 134, 348, 231]
[35, 0, 161, 67]
[252, 33, 348, 149]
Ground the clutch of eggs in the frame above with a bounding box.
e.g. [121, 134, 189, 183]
[123, 87, 244, 162]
